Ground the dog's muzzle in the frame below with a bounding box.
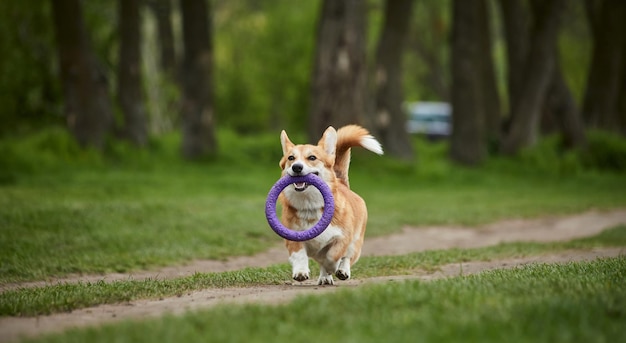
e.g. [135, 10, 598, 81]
[290, 170, 319, 192]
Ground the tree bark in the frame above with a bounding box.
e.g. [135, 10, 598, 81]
[117, 0, 147, 146]
[582, 0, 625, 131]
[476, 0, 502, 149]
[498, 0, 529, 124]
[619, 31, 626, 134]
[373, 0, 415, 160]
[180, 0, 217, 159]
[545, 48, 587, 149]
[51, 0, 113, 149]
[309, 0, 367, 141]
[501, 0, 564, 155]
[449, 0, 486, 165]
[147, 0, 176, 76]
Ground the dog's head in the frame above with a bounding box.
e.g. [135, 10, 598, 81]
[279, 127, 337, 192]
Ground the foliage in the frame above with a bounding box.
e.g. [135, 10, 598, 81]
[558, 1, 592, 101]
[0, 1, 602, 142]
[507, 135, 584, 175]
[213, 0, 319, 133]
[581, 130, 626, 172]
[481, 131, 626, 176]
[404, 0, 451, 101]
[0, 127, 103, 181]
[0, 1, 62, 136]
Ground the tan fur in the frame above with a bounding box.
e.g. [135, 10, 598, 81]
[278, 125, 382, 285]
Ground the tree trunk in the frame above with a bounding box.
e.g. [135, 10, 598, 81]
[476, 0, 502, 149]
[582, 0, 625, 131]
[51, 0, 113, 149]
[409, 3, 449, 101]
[545, 49, 587, 149]
[501, 0, 564, 155]
[309, 0, 367, 141]
[180, 0, 217, 159]
[498, 0, 529, 126]
[449, 0, 486, 165]
[117, 0, 147, 146]
[619, 31, 626, 134]
[373, 0, 415, 160]
[147, 0, 176, 76]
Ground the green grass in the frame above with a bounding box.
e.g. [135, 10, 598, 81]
[1, 130, 626, 284]
[1, 129, 625, 342]
[25, 256, 626, 343]
[2, 225, 625, 317]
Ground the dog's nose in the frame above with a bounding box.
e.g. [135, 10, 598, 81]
[291, 163, 303, 174]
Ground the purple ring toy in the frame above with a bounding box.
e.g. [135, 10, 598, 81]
[265, 173, 335, 241]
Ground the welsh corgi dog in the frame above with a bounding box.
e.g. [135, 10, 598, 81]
[278, 125, 383, 285]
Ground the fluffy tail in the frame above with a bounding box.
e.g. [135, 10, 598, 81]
[334, 125, 383, 187]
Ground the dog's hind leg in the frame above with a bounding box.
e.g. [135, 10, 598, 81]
[335, 225, 366, 281]
[286, 240, 310, 282]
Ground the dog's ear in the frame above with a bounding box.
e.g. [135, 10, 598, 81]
[280, 130, 294, 156]
[318, 126, 337, 156]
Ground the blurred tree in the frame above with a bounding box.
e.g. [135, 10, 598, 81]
[449, 0, 486, 165]
[0, 2, 60, 135]
[146, 0, 177, 76]
[51, 0, 113, 149]
[501, 0, 564, 155]
[501, 0, 586, 151]
[476, 0, 501, 149]
[406, 0, 450, 101]
[498, 0, 529, 125]
[582, 0, 626, 132]
[543, 46, 587, 149]
[117, 0, 147, 146]
[372, 0, 415, 160]
[620, 36, 626, 134]
[180, 0, 217, 159]
[309, 0, 367, 141]
[212, 1, 317, 133]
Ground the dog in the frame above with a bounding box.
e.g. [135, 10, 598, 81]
[278, 125, 383, 285]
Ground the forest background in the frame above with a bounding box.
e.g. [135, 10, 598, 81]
[0, 0, 625, 168]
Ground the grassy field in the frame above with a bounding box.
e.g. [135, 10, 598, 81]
[1, 129, 626, 284]
[21, 255, 626, 343]
[1, 225, 625, 317]
[1, 129, 626, 342]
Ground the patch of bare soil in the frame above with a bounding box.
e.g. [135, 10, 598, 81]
[1, 209, 625, 342]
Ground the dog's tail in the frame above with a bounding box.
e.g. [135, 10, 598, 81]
[334, 125, 383, 187]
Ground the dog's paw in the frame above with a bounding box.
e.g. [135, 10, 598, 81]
[292, 271, 310, 282]
[335, 269, 350, 281]
[317, 275, 334, 285]
[335, 258, 351, 281]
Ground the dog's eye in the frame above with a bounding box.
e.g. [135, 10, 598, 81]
[288, 156, 295, 161]
[307, 155, 317, 161]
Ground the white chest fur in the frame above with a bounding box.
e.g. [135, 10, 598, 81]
[304, 224, 343, 257]
[284, 187, 342, 256]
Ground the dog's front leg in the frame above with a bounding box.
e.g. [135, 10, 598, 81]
[286, 240, 310, 282]
[317, 265, 335, 285]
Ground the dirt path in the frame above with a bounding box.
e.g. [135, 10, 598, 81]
[1, 209, 626, 342]
[5, 209, 626, 291]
